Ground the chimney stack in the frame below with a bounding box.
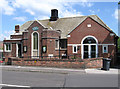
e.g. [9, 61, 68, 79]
[15, 25, 20, 33]
[50, 9, 58, 21]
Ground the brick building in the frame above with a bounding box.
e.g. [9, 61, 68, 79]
[3, 9, 119, 66]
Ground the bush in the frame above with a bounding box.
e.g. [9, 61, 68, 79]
[118, 37, 120, 52]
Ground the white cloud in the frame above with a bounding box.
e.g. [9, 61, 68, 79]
[112, 9, 118, 20]
[13, 16, 27, 22]
[89, 9, 100, 15]
[112, 9, 120, 21]
[0, 0, 94, 17]
[25, 9, 35, 15]
[89, 10, 95, 14]
[60, 9, 83, 17]
[0, 30, 15, 40]
[79, 2, 93, 7]
[0, 0, 15, 15]
[11, 0, 86, 19]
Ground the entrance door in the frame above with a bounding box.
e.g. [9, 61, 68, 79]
[82, 36, 98, 59]
[83, 45, 96, 59]
[16, 44, 22, 57]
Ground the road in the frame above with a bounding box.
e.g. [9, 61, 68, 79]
[1, 70, 118, 88]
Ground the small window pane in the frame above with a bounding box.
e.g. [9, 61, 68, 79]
[74, 46, 76, 52]
[73, 45, 77, 53]
[9, 44, 11, 50]
[104, 47, 107, 53]
[6, 44, 8, 50]
[55, 40, 59, 48]
[6, 44, 11, 51]
[103, 46, 108, 53]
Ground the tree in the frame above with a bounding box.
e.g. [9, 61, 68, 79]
[118, 37, 120, 52]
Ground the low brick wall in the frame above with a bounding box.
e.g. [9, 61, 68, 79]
[11, 57, 103, 68]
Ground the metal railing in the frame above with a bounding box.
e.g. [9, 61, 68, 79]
[10, 54, 83, 62]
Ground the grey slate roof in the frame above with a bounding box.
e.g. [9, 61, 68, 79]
[18, 15, 114, 38]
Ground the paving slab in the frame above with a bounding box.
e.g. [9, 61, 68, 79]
[85, 68, 119, 74]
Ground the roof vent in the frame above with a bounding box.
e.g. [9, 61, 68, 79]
[50, 9, 58, 21]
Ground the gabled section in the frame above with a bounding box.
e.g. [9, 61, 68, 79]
[68, 16, 116, 36]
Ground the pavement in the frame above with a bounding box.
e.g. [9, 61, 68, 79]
[0, 65, 119, 74]
[85, 68, 118, 74]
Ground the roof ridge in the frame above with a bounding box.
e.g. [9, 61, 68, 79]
[38, 15, 97, 21]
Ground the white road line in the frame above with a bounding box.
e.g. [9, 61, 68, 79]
[0, 84, 30, 87]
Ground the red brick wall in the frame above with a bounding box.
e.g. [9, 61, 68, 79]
[11, 57, 103, 68]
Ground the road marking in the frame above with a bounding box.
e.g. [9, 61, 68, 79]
[0, 84, 30, 87]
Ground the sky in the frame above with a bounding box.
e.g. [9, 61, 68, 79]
[0, 0, 119, 41]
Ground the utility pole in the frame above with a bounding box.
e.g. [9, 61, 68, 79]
[59, 36, 60, 59]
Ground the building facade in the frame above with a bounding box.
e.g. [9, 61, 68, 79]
[3, 9, 118, 66]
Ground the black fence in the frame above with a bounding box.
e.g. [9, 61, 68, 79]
[10, 54, 83, 62]
[20, 54, 80, 59]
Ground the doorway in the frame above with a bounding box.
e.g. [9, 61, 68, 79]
[83, 45, 96, 59]
[16, 44, 22, 57]
[82, 36, 98, 59]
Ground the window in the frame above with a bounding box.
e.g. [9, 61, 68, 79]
[5, 43, 11, 52]
[60, 39, 67, 49]
[23, 46, 27, 53]
[103, 45, 108, 53]
[73, 45, 77, 53]
[83, 37, 96, 44]
[87, 24, 91, 27]
[33, 32, 38, 50]
[55, 40, 59, 49]
[42, 46, 47, 53]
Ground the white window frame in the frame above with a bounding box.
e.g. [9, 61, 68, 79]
[4, 43, 11, 52]
[73, 45, 77, 53]
[103, 45, 108, 53]
[31, 31, 39, 58]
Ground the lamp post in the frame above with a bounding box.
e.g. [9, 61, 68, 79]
[57, 30, 61, 59]
[59, 36, 60, 59]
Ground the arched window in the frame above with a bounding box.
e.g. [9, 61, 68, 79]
[81, 36, 98, 59]
[83, 37, 96, 44]
[32, 32, 39, 57]
[33, 32, 38, 50]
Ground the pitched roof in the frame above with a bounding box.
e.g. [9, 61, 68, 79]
[18, 15, 115, 38]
